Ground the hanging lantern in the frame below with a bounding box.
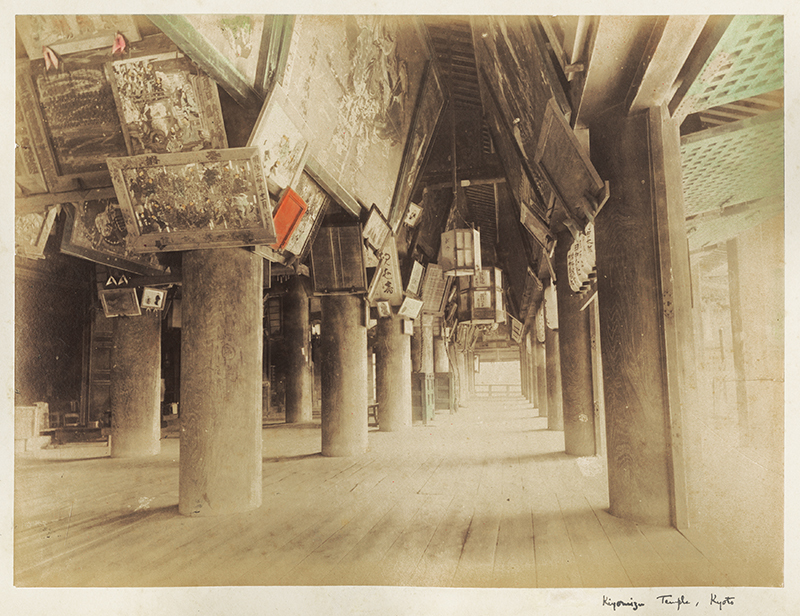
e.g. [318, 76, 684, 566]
[456, 266, 505, 325]
[567, 222, 596, 293]
[544, 282, 558, 330]
[439, 227, 481, 277]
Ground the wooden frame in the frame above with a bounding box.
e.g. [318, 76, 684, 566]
[16, 15, 141, 60]
[16, 60, 129, 192]
[388, 60, 446, 232]
[106, 51, 228, 156]
[534, 97, 609, 224]
[398, 296, 424, 320]
[99, 287, 141, 318]
[107, 147, 276, 253]
[247, 83, 311, 195]
[15, 94, 47, 197]
[15, 206, 58, 260]
[60, 200, 166, 276]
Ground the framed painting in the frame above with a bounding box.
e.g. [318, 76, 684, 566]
[141, 287, 167, 311]
[16, 59, 129, 192]
[247, 83, 311, 195]
[107, 147, 276, 253]
[16, 15, 141, 60]
[362, 205, 392, 253]
[99, 287, 141, 318]
[106, 51, 228, 156]
[15, 206, 58, 260]
[60, 200, 165, 276]
[388, 61, 446, 232]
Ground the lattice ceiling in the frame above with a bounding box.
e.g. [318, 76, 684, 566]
[681, 109, 783, 217]
[675, 15, 783, 118]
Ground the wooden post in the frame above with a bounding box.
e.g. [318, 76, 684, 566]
[320, 294, 368, 456]
[555, 230, 596, 456]
[179, 249, 263, 516]
[544, 282, 564, 431]
[110, 312, 161, 457]
[375, 314, 412, 431]
[591, 104, 693, 528]
[284, 275, 313, 423]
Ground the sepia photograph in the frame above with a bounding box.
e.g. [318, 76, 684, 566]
[8, 6, 795, 616]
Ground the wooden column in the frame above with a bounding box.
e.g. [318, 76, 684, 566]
[555, 230, 596, 456]
[110, 311, 161, 458]
[726, 238, 750, 446]
[375, 314, 412, 431]
[519, 344, 528, 400]
[434, 336, 449, 373]
[535, 336, 547, 418]
[591, 104, 692, 527]
[179, 249, 263, 516]
[284, 276, 313, 424]
[320, 294, 368, 456]
[544, 283, 564, 431]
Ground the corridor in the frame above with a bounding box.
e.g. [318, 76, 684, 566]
[15, 393, 735, 588]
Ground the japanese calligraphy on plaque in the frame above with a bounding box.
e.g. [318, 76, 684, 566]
[367, 234, 403, 307]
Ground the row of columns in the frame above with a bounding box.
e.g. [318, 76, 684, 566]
[106, 105, 689, 528]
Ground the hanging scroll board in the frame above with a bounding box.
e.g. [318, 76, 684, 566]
[107, 147, 276, 253]
[534, 98, 609, 224]
[310, 223, 367, 295]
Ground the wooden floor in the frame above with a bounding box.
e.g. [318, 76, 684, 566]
[15, 394, 736, 588]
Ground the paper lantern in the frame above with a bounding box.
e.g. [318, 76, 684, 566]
[456, 267, 505, 325]
[439, 228, 481, 276]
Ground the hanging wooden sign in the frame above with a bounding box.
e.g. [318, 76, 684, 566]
[247, 83, 311, 194]
[141, 287, 167, 311]
[107, 147, 276, 252]
[368, 234, 403, 307]
[404, 201, 423, 227]
[406, 260, 425, 299]
[398, 296, 424, 320]
[362, 205, 392, 253]
[510, 315, 523, 343]
[310, 223, 367, 294]
[99, 287, 141, 318]
[420, 263, 450, 316]
[271, 188, 308, 250]
[60, 200, 165, 276]
[106, 51, 228, 156]
[15, 206, 58, 260]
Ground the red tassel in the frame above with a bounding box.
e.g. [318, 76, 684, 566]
[42, 46, 59, 71]
[112, 32, 127, 55]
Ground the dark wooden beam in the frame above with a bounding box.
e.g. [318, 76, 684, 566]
[626, 16, 708, 115]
